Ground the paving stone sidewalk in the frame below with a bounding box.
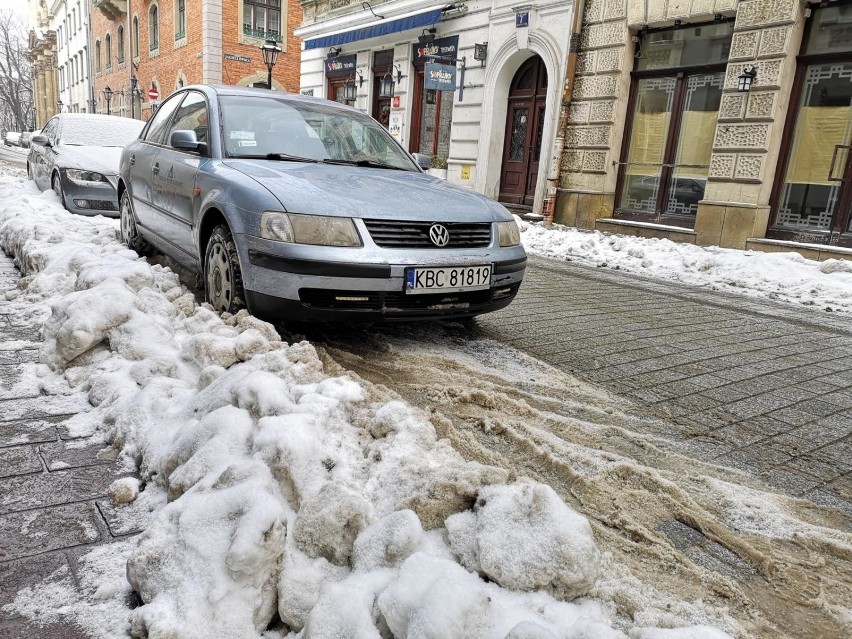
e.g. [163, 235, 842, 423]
[481, 255, 852, 518]
[0, 252, 142, 637]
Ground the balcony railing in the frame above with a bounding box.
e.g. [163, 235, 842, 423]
[242, 26, 282, 42]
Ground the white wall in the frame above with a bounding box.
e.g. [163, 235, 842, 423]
[53, 0, 92, 113]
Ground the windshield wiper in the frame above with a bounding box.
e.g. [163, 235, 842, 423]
[321, 158, 405, 171]
[231, 152, 318, 163]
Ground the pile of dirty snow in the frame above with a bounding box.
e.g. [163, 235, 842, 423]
[0, 174, 734, 639]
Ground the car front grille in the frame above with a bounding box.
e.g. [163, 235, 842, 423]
[299, 284, 520, 313]
[363, 220, 492, 249]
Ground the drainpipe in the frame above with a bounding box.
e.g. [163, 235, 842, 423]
[541, 0, 586, 225]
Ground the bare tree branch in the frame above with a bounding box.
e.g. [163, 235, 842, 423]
[0, 10, 34, 131]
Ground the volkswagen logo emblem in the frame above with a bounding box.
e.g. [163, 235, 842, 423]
[429, 224, 450, 247]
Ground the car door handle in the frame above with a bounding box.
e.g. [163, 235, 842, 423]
[152, 163, 159, 175]
[129, 155, 135, 166]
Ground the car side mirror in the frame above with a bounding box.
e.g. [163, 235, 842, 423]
[31, 134, 50, 147]
[412, 152, 431, 170]
[170, 130, 206, 154]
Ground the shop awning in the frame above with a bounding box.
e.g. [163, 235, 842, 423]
[304, 6, 444, 50]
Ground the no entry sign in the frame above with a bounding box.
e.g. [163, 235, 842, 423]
[148, 87, 159, 101]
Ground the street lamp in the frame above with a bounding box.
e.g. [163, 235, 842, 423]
[261, 38, 282, 90]
[130, 76, 139, 119]
[102, 86, 114, 115]
[56, 100, 63, 112]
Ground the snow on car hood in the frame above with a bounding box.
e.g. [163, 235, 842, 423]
[224, 160, 513, 222]
[57, 145, 124, 176]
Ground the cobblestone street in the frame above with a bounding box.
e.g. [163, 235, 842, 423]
[0, 252, 140, 638]
[481, 255, 852, 517]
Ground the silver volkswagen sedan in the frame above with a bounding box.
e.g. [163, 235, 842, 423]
[118, 85, 525, 322]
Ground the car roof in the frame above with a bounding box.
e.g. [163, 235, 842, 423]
[185, 84, 363, 113]
[56, 113, 140, 124]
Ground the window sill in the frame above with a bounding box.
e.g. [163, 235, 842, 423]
[149, 47, 160, 58]
[239, 34, 286, 51]
[174, 36, 187, 49]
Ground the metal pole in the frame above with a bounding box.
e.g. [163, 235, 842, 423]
[267, 65, 272, 90]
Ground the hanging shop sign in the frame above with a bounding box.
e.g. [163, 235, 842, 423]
[324, 54, 357, 76]
[424, 62, 457, 91]
[413, 35, 459, 64]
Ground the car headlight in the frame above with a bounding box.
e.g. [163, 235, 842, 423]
[497, 220, 520, 247]
[66, 169, 109, 185]
[261, 212, 361, 247]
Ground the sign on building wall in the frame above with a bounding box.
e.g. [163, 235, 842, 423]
[324, 54, 357, 76]
[389, 113, 403, 141]
[412, 36, 459, 64]
[424, 62, 457, 91]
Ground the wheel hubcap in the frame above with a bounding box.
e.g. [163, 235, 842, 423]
[121, 201, 133, 242]
[207, 243, 232, 312]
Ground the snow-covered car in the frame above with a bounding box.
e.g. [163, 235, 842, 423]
[28, 113, 145, 217]
[4, 131, 21, 146]
[118, 85, 526, 322]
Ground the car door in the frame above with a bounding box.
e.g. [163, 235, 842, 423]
[31, 119, 58, 189]
[127, 93, 184, 244]
[151, 91, 209, 262]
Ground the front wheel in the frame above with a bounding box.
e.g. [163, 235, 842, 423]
[204, 224, 246, 315]
[52, 172, 65, 209]
[119, 191, 153, 255]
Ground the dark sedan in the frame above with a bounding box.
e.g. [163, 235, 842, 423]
[28, 113, 145, 217]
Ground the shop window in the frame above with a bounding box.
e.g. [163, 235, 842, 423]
[409, 36, 459, 160]
[243, 0, 282, 42]
[615, 22, 732, 226]
[372, 49, 393, 129]
[771, 0, 852, 246]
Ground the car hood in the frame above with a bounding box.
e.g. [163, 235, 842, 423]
[223, 160, 513, 222]
[58, 145, 124, 176]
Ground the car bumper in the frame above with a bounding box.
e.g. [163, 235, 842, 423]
[60, 175, 120, 218]
[237, 234, 526, 322]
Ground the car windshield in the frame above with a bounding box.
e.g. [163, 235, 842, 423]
[220, 95, 417, 171]
[62, 117, 145, 147]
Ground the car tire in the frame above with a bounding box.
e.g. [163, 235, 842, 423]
[119, 191, 153, 255]
[204, 224, 246, 315]
[51, 172, 65, 209]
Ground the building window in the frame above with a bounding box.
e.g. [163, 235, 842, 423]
[614, 22, 732, 227]
[78, 54, 84, 82]
[132, 16, 139, 59]
[243, 0, 282, 42]
[175, 0, 186, 40]
[72, 9, 76, 34]
[105, 34, 112, 69]
[77, 2, 81, 29]
[117, 25, 125, 63]
[770, 0, 852, 246]
[95, 40, 101, 72]
[149, 4, 160, 51]
[58, 26, 62, 50]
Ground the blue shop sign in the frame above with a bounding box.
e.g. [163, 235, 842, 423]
[324, 54, 357, 76]
[424, 62, 457, 91]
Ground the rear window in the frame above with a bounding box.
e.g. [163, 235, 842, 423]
[62, 117, 145, 146]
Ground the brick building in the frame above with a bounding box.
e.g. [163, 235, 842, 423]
[89, 0, 302, 120]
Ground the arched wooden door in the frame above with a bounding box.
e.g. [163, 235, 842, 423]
[499, 56, 548, 206]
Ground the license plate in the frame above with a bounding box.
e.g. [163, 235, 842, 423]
[405, 265, 492, 294]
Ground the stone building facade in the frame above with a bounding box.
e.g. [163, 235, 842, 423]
[53, 0, 93, 114]
[27, 1, 61, 128]
[296, 0, 575, 214]
[89, 0, 302, 120]
[556, 0, 852, 259]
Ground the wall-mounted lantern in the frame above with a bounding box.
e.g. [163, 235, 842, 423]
[737, 65, 757, 92]
[473, 42, 488, 67]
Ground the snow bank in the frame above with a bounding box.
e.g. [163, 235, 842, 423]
[518, 218, 852, 315]
[0, 173, 733, 638]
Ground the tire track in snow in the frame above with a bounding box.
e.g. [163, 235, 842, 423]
[302, 322, 852, 639]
